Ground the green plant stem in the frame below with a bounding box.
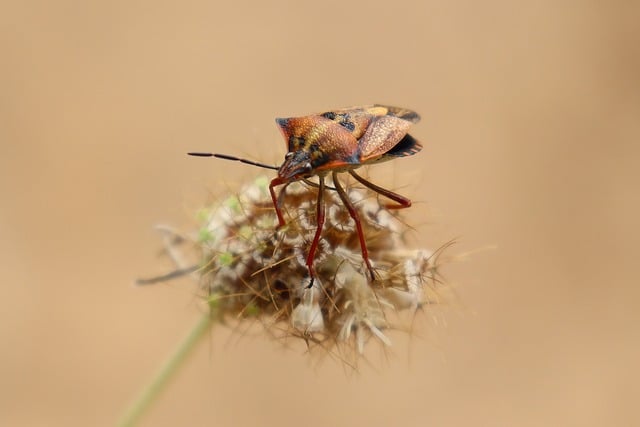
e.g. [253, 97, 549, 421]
[118, 312, 213, 427]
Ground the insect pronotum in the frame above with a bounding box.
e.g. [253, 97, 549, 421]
[189, 105, 422, 287]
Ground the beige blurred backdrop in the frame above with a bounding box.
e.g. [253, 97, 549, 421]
[2, 1, 639, 426]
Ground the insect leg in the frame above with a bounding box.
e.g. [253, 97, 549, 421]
[269, 177, 287, 226]
[302, 178, 337, 192]
[332, 171, 375, 281]
[305, 176, 326, 288]
[276, 182, 291, 216]
[349, 170, 412, 209]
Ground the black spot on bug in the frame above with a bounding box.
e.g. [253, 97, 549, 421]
[288, 135, 306, 151]
[308, 143, 329, 164]
[398, 111, 420, 123]
[338, 119, 355, 132]
[324, 112, 355, 132]
[346, 152, 360, 163]
[275, 117, 289, 127]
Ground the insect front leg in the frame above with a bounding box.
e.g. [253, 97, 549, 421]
[305, 175, 326, 288]
[269, 177, 288, 226]
[332, 171, 375, 282]
[349, 170, 412, 210]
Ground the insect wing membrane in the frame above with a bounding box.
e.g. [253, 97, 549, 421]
[376, 105, 421, 124]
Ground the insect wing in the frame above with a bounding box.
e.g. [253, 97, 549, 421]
[365, 133, 422, 164]
[319, 105, 420, 161]
[358, 115, 415, 161]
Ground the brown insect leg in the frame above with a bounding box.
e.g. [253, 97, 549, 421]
[302, 178, 337, 192]
[276, 182, 292, 218]
[305, 176, 326, 288]
[349, 170, 412, 210]
[269, 177, 287, 226]
[332, 171, 375, 282]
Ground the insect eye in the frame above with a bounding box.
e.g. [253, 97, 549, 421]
[285, 152, 293, 159]
[304, 162, 312, 171]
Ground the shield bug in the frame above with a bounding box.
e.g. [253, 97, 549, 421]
[189, 105, 422, 287]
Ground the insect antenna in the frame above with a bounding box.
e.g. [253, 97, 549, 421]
[187, 152, 279, 171]
[188, 153, 338, 191]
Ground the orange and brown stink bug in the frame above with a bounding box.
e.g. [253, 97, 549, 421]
[189, 104, 422, 287]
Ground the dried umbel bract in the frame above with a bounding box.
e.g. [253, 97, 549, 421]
[182, 176, 447, 354]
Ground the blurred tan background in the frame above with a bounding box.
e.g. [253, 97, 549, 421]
[2, 1, 639, 426]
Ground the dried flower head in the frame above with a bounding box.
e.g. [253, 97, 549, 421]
[142, 176, 449, 359]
